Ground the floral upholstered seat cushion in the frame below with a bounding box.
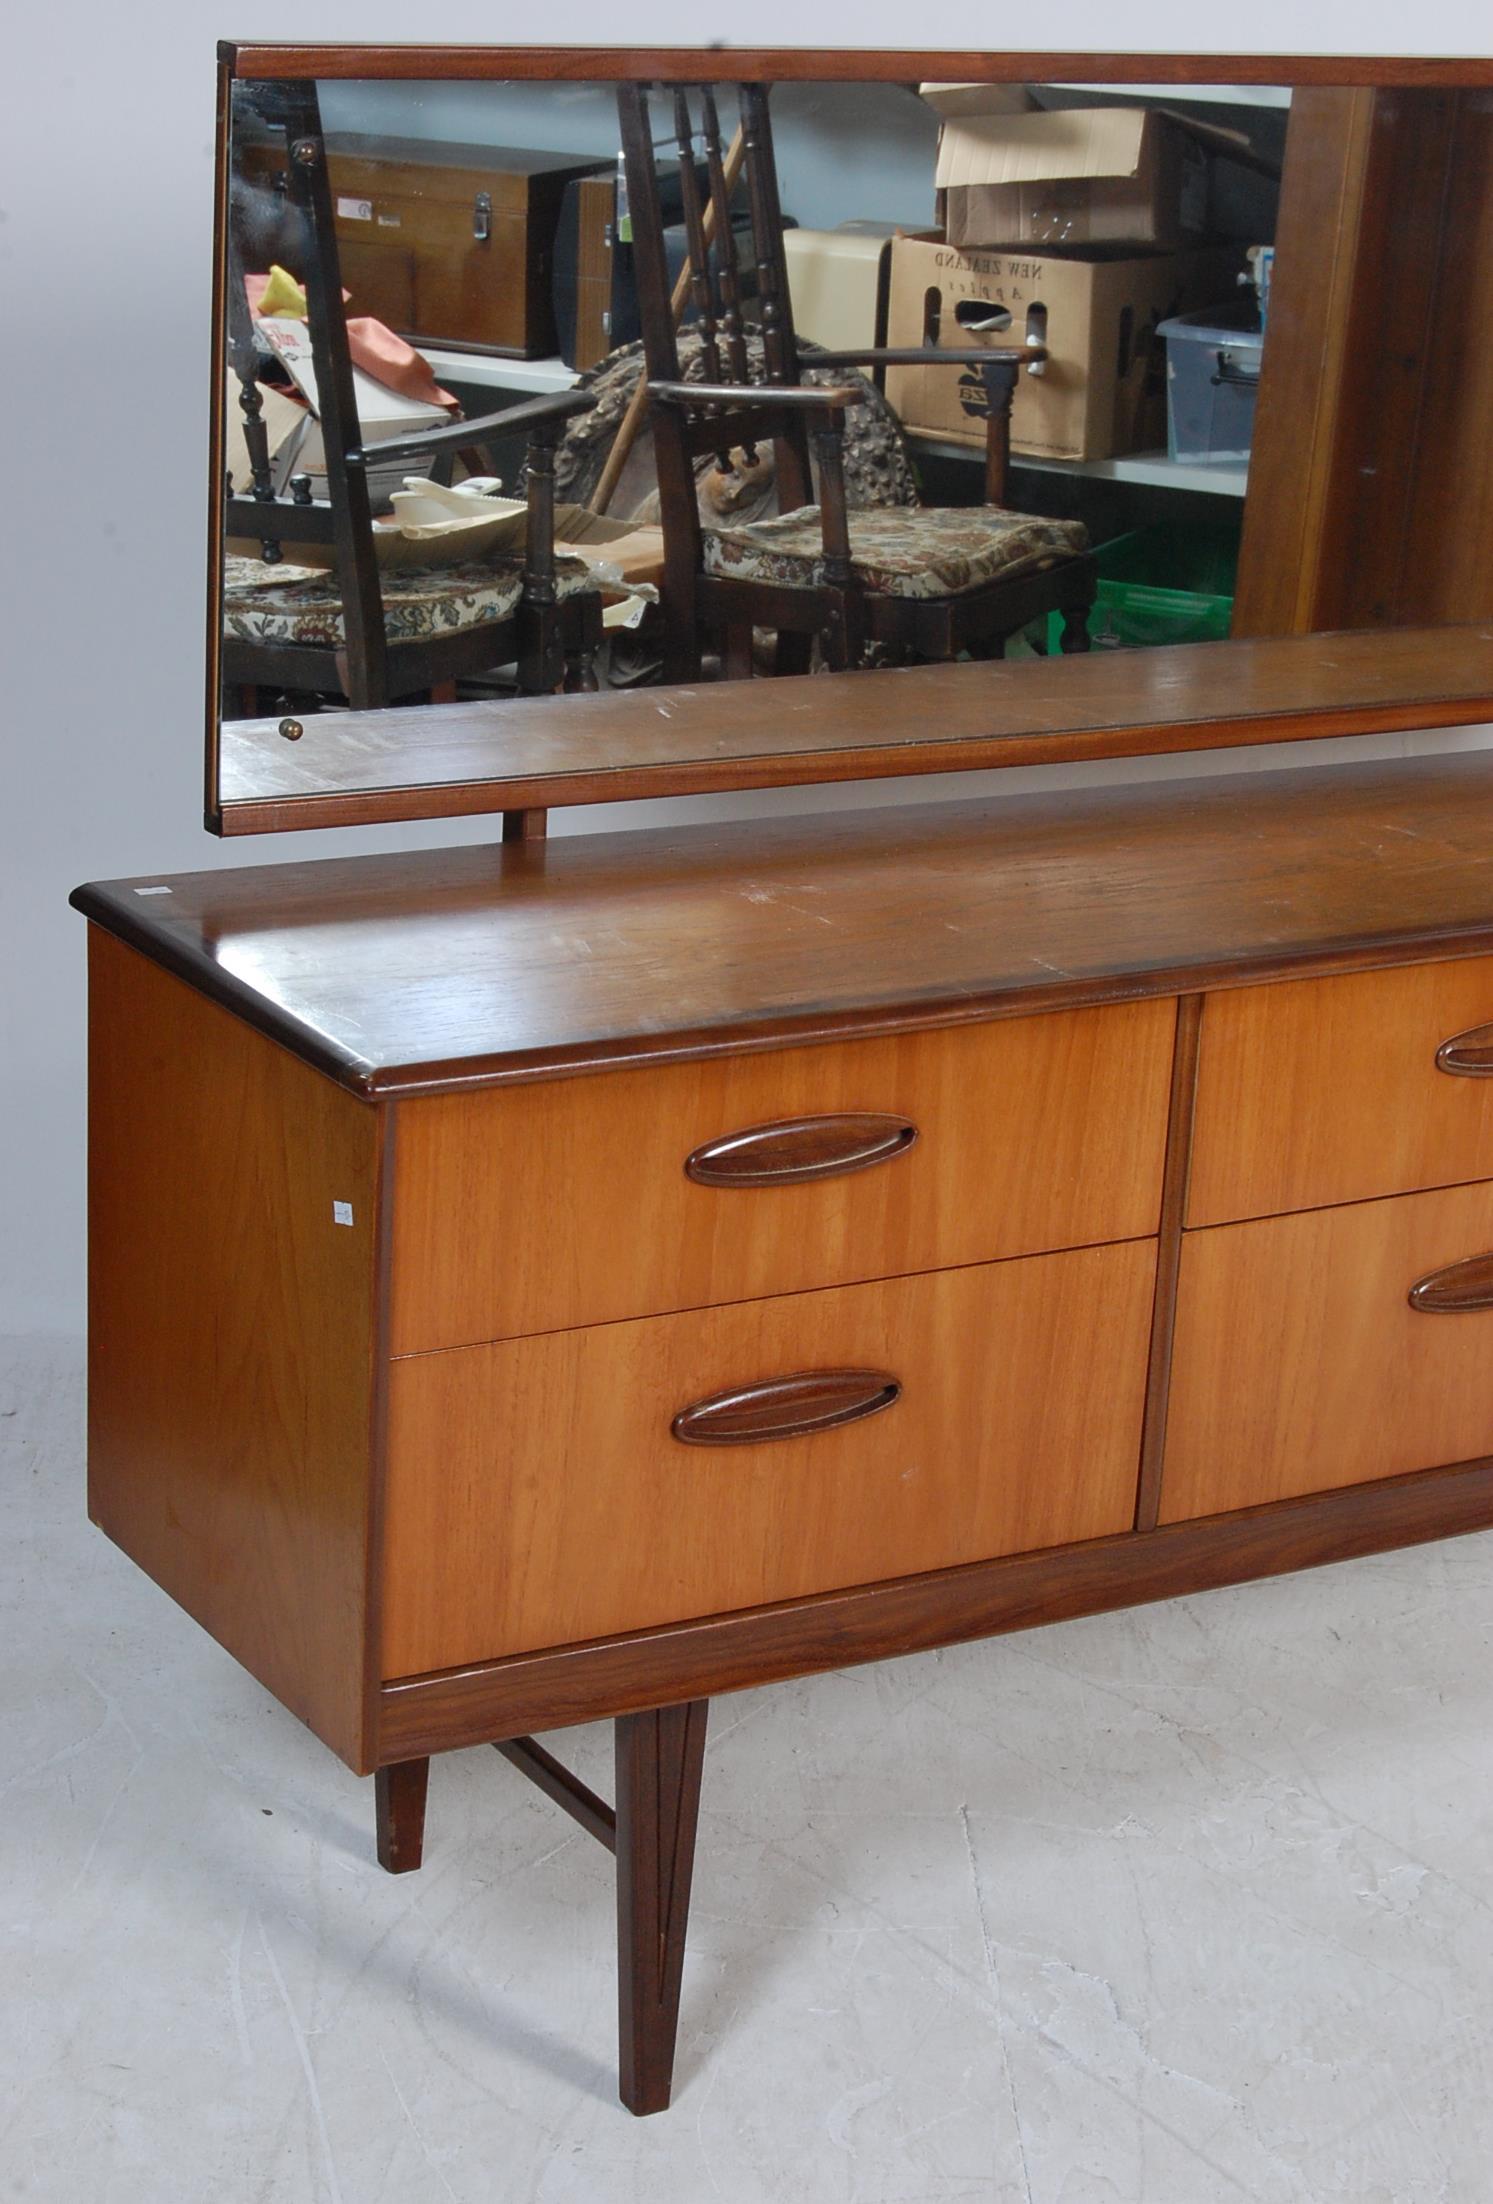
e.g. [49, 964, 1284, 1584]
[222, 552, 597, 649]
[701, 504, 1088, 600]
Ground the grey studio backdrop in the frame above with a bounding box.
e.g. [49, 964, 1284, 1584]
[3, 0, 1491, 1337]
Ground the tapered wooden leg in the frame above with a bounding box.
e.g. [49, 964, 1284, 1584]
[614, 1700, 709, 2115]
[375, 1756, 430, 1874]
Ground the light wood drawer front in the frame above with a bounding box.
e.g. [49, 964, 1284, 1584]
[1161, 1180, 1493, 1523]
[381, 1238, 1157, 1675]
[1188, 955, 1493, 1227]
[389, 999, 1173, 1353]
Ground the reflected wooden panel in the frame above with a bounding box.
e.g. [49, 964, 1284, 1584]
[1236, 88, 1493, 637]
[215, 623, 1493, 832]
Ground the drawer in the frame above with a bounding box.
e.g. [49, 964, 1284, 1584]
[1188, 954, 1493, 1227]
[389, 998, 1174, 1353]
[1161, 1179, 1493, 1522]
[380, 1237, 1157, 1675]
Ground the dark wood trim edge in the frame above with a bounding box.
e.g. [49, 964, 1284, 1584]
[1135, 994, 1203, 1532]
[226, 47, 1493, 90]
[357, 1101, 398, 1774]
[68, 908, 380, 1092]
[375, 1454, 1493, 1759]
[204, 56, 232, 836]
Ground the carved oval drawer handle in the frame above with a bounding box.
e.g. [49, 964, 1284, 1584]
[671, 1368, 902, 1446]
[1408, 1252, 1493, 1313]
[1435, 1023, 1493, 1076]
[685, 1113, 917, 1188]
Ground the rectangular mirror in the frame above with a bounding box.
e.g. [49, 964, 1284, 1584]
[210, 47, 1493, 834]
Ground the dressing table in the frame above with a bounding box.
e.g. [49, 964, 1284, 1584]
[75, 42, 1493, 2118]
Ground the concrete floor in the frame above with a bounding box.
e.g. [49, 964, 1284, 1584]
[7, 1332, 1493, 2203]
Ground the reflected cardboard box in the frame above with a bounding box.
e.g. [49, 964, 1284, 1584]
[884, 235, 1242, 463]
[921, 88, 1248, 254]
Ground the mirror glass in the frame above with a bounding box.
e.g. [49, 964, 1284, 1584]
[213, 58, 1493, 831]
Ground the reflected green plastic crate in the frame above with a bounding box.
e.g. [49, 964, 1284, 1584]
[1039, 523, 1239, 653]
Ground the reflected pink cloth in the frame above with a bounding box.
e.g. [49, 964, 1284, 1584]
[244, 272, 458, 412]
[345, 317, 458, 412]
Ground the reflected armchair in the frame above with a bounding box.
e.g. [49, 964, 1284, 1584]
[617, 80, 1096, 681]
[221, 80, 602, 712]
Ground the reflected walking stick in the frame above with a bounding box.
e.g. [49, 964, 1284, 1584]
[592, 124, 746, 514]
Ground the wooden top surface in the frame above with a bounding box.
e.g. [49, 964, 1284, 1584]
[77, 751, 1493, 1098]
[215, 625, 1493, 834]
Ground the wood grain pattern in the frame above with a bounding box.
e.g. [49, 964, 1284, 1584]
[72, 752, 1493, 1100]
[1162, 1180, 1493, 1522]
[376, 1455, 1493, 1758]
[85, 931, 381, 1770]
[213, 625, 1493, 834]
[226, 47, 1493, 90]
[1188, 955, 1493, 1227]
[379, 1239, 1156, 1676]
[388, 1003, 1172, 1351]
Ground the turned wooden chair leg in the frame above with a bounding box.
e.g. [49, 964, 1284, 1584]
[1060, 592, 1094, 654]
[562, 597, 603, 693]
[615, 1699, 709, 2115]
[773, 629, 814, 677]
[661, 585, 704, 686]
[375, 1756, 430, 1874]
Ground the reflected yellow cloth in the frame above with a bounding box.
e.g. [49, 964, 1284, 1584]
[256, 264, 308, 319]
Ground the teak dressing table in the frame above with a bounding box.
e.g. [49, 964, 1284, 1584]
[80, 40, 1493, 2118]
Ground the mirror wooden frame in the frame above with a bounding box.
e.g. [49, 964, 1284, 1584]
[208, 44, 1493, 835]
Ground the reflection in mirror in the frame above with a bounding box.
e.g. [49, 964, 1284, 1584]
[214, 62, 1493, 830]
